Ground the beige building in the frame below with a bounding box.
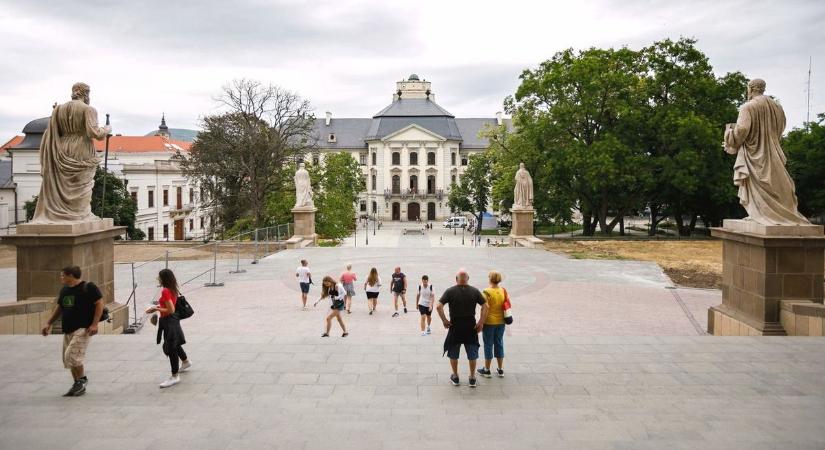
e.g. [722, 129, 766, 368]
[312, 74, 508, 221]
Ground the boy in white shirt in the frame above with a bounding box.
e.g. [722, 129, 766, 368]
[416, 275, 435, 335]
[295, 260, 312, 310]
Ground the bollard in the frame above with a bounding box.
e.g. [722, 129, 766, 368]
[230, 239, 246, 274]
[252, 228, 260, 264]
[165, 250, 169, 269]
[130, 262, 138, 327]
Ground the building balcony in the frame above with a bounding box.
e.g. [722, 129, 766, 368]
[169, 204, 194, 217]
[383, 189, 444, 200]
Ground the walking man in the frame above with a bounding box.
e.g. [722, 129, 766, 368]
[436, 269, 488, 388]
[390, 266, 408, 317]
[41, 266, 105, 397]
[296, 259, 312, 310]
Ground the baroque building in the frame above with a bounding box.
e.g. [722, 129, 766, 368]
[312, 74, 508, 221]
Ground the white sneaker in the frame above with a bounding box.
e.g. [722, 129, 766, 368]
[179, 360, 192, 372]
[159, 375, 180, 388]
[421, 331, 427, 336]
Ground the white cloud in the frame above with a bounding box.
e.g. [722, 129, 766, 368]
[0, 0, 823, 138]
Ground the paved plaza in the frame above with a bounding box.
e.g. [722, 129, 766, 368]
[1, 246, 824, 448]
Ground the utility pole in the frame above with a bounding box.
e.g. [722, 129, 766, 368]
[807, 56, 812, 131]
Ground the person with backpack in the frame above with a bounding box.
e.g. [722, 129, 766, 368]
[145, 269, 191, 388]
[477, 271, 507, 378]
[416, 275, 435, 336]
[364, 267, 381, 315]
[314, 275, 349, 337]
[41, 265, 105, 397]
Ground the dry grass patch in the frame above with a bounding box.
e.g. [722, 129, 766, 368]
[543, 239, 723, 289]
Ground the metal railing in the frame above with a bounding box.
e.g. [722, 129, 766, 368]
[118, 223, 292, 334]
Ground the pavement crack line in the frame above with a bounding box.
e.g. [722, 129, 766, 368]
[667, 287, 706, 335]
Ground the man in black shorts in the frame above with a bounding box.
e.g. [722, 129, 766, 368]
[436, 269, 488, 388]
[390, 266, 407, 317]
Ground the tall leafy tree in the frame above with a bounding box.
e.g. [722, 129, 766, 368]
[182, 79, 317, 232]
[447, 152, 492, 233]
[311, 152, 365, 240]
[784, 114, 825, 219]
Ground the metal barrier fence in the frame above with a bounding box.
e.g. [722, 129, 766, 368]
[118, 223, 292, 333]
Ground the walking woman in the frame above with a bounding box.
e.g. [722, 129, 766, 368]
[364, 267, 381, 315]
[146, 269, 191, 388]
[340, 263, 357, 314]
[478, 271, 507, 378]
[314, 276, 349, 337]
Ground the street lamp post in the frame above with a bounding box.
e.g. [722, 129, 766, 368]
[365, 215, 369, 246]
[462, 224, 465, 245]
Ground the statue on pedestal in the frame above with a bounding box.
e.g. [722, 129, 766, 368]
[294, 162, 314, 208]
[724, 79, 809, 225]
[513, 162, 533, 209]
[32, 82, 112, 223]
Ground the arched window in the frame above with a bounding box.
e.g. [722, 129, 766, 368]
[409, 152, 418, 166]
[427, 152, 436, 165]
[451, 153, 456, 166]
[371, 174, 376, 191]
[451, 174, 457, 185]
[371, 152, 376, 165]
[410, 175, 418, 192]
[392, 152, 400, 165]
[427, 175, 436, 194]
[392, 175, 400, 194]
[372, 201, 377, 213]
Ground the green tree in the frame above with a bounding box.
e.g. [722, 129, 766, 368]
[182, 79, 317, 232]
[784, 114, 825, 219]
[311, 153, 365, 239]
[24, 167, 144, 240]
[637, 38, 746, 235]
[505, 47, 648, 235]
[447, 152, 492, 233]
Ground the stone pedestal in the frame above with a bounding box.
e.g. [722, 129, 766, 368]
[509, 207, 542, 248]
[289, 207, 317, 248]
[708, 221, 825, 336]
[0, 219, 129, 334]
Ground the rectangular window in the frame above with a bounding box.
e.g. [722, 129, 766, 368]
[189, 188, 194, 204]
[360, 201, 367, 212]
[148, 227, 154, 241]
[163, 224, 169, 239]
[163, 189, 169, 206]
[176, 187, 182, 209]
[200, 217, 204, 229]
[461, 155, 468, 166]
[451, 153, 456, 166]
[130, 191, 137, 204]
[371, 152, 376, 165]
[360, 154, 366, 165]
[189, 219, 194, 230]
[148, 190, 154, 208]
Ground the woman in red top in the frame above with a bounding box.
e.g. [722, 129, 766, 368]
[146, 269, 190, 388]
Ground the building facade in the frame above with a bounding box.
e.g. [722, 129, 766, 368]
[312, 75, 508, 221]
[3, 117, 212, 240]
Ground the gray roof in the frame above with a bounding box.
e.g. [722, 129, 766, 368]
[0, 160, 12, 189]
[313, 118, 372, 149]
[373, 99, 453, 117]
[456, 118, 512, 148]
[144, 128, 199, 142]
[14, 116, 49, 150]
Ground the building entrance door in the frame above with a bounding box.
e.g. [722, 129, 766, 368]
[174, 219, 184, 240]
[407, 202, 420, 221]
[392, 202, 400, 221]
[427, 202, 436, 221]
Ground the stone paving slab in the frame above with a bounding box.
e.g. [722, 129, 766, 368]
[1, 335, 824, 449]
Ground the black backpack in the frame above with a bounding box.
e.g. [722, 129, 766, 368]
[174, 295, 194, 320]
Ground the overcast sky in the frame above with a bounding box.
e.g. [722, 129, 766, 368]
[1, 0, 824, 139]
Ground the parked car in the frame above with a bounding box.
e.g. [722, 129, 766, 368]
[442, 217, 468, 229]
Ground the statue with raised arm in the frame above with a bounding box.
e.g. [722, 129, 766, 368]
[513, 162, 533, 209]
[31, 82, 112, 223]
[724, 79, 809, 225]
[294, 162, 314, 208]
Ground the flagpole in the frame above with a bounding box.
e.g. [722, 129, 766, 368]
[100, 113, 111, 214]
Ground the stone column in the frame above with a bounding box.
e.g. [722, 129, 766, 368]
[708, 220, 825, 336]
[288, 206, 317, 249]
[0, 219, 129, 334]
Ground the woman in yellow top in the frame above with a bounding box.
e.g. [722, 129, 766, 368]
[478, 271, 506, 378]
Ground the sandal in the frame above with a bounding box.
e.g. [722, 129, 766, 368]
[342, 332, 349, 337]
[321, 333, 329, 337]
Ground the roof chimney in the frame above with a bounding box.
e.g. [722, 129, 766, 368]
[325, 111, 332, 126]
[495, 111, 503, 126]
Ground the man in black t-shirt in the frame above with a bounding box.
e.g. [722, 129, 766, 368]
[436, 269, 489, 388]
[390, 267, 408, 317]
[42, 265, 104, 397]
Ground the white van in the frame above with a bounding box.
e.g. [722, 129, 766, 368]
[442, 216, 467, 229]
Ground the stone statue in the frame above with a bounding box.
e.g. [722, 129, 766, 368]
[513, 162, 533, 209]
[724, 79, 809, 225]
[294, 162, 314, 208]
[31, 82, 112, 223]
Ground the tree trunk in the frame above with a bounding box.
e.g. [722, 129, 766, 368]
[688, 213, 698, 235]
[598, 201, 609, 235]
[582, 209, 594, 236]
[619, 216, 625, 236]
[648, 204, 659, 236]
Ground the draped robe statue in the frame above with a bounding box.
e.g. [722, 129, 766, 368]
[724, 79, 809, 226]
[513, 162, 533, 209]
[32, 82, 111, 223]
[294, 162, 314, 208]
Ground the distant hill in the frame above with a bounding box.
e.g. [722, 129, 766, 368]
[144, 128, 199, 142]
